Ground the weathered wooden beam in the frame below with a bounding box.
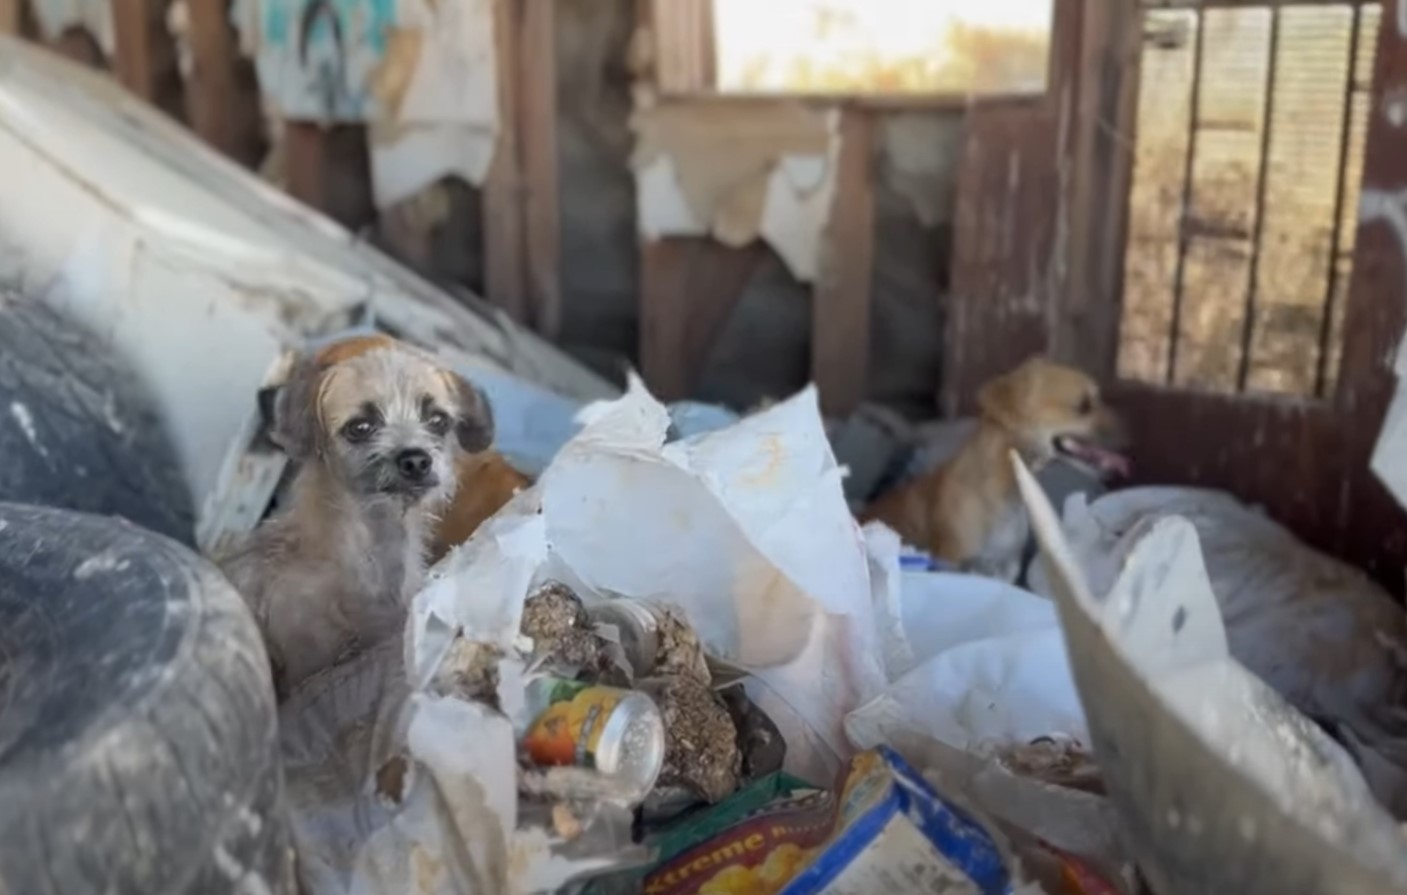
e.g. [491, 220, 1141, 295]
[483, 0, 530, 323]
[182, 0, 265, 165]
[517, 0, 561, 340]
[283, 123, 375, 230]
[111, 0, 184, 118]
[811, 107, 875, 418]
[639, 238, 761, 401]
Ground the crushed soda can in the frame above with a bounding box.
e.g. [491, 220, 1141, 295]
[520, 675, 666, 797]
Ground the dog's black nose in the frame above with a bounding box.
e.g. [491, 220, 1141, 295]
[396, 449, 433, 482]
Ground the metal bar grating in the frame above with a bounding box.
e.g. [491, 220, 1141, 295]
[1117, 1, 1382, 397]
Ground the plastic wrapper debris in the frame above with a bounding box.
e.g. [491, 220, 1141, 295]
[276, 374, 883, 893]
[418, 373, 885, 786]
[848, 523, 1087, 755]
[1028, 486, 1407, 817]
[1014, 459, 1407, 895]
[597, 746, 1014, 895]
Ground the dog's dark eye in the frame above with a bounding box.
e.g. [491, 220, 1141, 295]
[342, 418, 378, 442]
[425, 411, 451, 436]
[1077, 394, 1094, 415]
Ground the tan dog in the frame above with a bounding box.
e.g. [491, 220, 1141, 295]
[217, 334, 494, 696]
[863, 357, 1129, 580]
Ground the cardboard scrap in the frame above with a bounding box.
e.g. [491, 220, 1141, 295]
[632, 100, 840, 281]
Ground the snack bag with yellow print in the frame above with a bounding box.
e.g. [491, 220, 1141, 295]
[634, 748, 1013, 895]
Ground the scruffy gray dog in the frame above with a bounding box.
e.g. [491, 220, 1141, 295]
[218, 335, 493, 697]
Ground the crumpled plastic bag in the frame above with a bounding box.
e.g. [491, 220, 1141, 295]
[848, 521, 1087, 755]
[1028, 486, 1407, 817]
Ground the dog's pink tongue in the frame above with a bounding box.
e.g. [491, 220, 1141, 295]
[1091, 446, 1132, 480]
[1069, 441, 1132, 480]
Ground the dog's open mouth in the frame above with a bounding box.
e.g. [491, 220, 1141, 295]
[1054, 435, 1131, 480]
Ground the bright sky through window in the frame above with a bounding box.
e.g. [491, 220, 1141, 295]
[713, 0, 1053, 95]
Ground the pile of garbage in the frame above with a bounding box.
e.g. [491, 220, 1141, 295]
[268, 373, 1407, 895]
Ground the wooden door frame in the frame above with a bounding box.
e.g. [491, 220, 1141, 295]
[1060, 0, 1407, 580]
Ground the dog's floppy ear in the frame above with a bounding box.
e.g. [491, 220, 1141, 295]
[267, 354, 327, 460]
[446, 372, 494, 453]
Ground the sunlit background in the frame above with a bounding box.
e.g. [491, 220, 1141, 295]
[713, 0, 1053, 95]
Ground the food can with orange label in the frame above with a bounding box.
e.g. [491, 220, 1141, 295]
[521, 676, 666, 794]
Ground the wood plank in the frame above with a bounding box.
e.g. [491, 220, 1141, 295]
[941, 0, 1084, 416]
[50, 28, 106, 67]
[942, 102, 1062, 417]
[0, 0, 24, 34]
[283, 123, 375, 230]
[639, 238, 761, 401]
[1059, 0, 1142, 377]
[1328, 0, 1407, 580]
[649, 0, 714, 95]
[483, 0, 529, 322]
[183, 0, 265, 166]
[811, 107, 875, 418]
[639, 240, 693, 401]
[517, 0, 561, 339]
[111, 0, 184, 118]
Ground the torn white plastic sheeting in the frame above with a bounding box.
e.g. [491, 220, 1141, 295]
[27, 0, 113, 54]
[421, 374, 885, 784]
[1017, 459, 1407, 895]
[847, 522, 1086, 756]
[0, 39, 609, 553]
[1028, 486, 1407, 817]
[235, 0, 499, 206]
[367, 0, 499, 207]
[633, 108, 841, 282]
[282, 504, 634, 895]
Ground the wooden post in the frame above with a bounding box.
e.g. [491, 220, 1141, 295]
[518, 0, 562, 340]
[639, 238, 761, 401]
[111, 0, 184, 119]
[483, 0, 530, 323]
[1061, 0, 1142, 378]
[284, 123, 376, 230]
[811, 106, 875, 418]
[484, 0, 561, 337]
[182, 0, 265, 166]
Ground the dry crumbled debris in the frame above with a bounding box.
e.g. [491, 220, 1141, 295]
[652, 605, 711, 684]
[433, 637, 505, 709]
[648, 675, 741, 803]
[995, 738, 1104, 795]
[521, 582, 614, 674]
